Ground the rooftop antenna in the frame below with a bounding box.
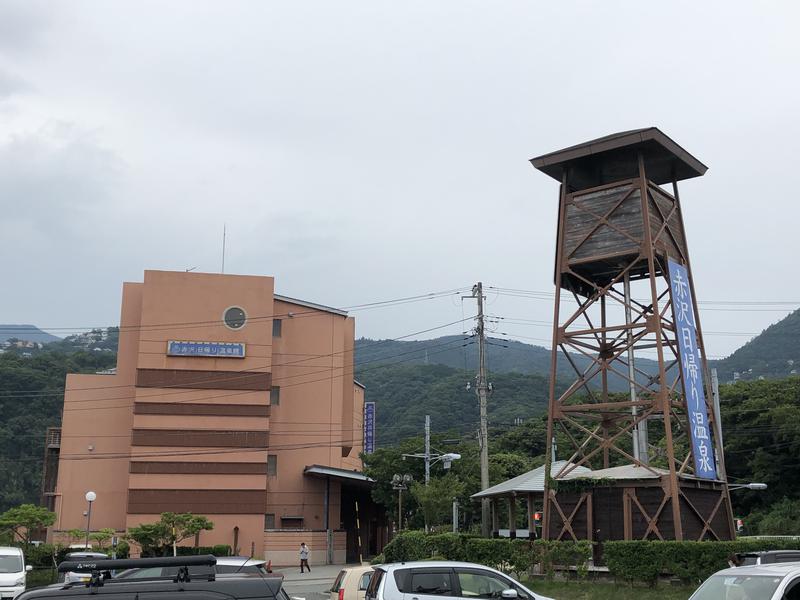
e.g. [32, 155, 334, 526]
[221, 223, 227, 274]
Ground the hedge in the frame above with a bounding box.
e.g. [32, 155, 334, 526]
[382, 532, 591, 579]
[384, 532, 800, 586]
[605, 538, 800, 585]
[176, 544, 232, 557]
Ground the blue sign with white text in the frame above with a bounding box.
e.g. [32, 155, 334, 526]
[668, 259, 717, 480]
[364, 402, 376, 454]
[167, 340, 246, 358]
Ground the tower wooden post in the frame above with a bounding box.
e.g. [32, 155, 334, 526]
[531, 128, 734, 542]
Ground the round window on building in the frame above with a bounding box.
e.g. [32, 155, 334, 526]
[223, 306, 247, 330]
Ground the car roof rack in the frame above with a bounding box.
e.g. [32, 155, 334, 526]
[58, 554, 218, 589]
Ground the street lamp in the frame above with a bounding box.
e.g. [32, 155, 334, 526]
[84, 491, 96, 548]
[401, 452, 462, 484]
[728, 482, 768, 491]
[391, 474, 412, 531]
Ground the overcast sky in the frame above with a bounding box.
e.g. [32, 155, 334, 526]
[1, 1, 799, 359]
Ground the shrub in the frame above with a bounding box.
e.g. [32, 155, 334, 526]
[427, 533, 471, 562]
[465, 538, 512, 570]
[21, 544, 58, 567]
[538, 540, 592, 580]
[382, 531, 592, 579]
[604, 541, 663, 586]
[605, 538, 800, 585]
[383, 531, 430, 562]
[175, 545, 231, 557]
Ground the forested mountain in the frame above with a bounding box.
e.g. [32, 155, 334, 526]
[355, 334, 659, 393]
[354, 363, 555, 445]
[710, 308, 800, 383]
[1, 311, 799, 523]
[0, 325, 61, 344]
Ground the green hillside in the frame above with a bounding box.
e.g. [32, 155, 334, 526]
[354, 362, 555, 446]
[711, 309, 800, 382]
[355, 334, 659, 393]
[1, 311, 799, 521]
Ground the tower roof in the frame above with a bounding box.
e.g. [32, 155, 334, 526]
[530, 127, 707, 189]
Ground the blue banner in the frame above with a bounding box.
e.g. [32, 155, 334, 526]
[167, 340, 246, 358]
[364, 402, 376, 454]
[668, 259, 717, 480]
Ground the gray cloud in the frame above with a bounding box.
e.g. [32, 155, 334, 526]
[0, 124, 123, 234]
[0, 1, 799, 356]
[0, 68, 31, 99]
[0, 1, 51, 55]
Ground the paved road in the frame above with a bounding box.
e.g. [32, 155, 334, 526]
[276, 564, 355, 600]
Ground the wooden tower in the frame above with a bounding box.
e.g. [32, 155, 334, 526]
[530, 128, 734, 542]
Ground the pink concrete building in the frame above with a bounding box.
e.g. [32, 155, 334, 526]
[45, 270, 386, 564]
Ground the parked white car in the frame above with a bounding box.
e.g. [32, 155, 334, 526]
[0, 547, 32, 599]
[60, 552, 109, 585]
[330, 565, 374, 600]
[689, 563, 800, 599]
[365, 561, 554, 600]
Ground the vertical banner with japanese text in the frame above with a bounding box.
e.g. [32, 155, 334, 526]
[668, 258, 717, 480]
[364, 402, 376, 454]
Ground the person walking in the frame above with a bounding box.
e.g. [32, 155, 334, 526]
[299, 542, 311, 573]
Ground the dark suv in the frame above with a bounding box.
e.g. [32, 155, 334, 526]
[20, 555, 287, 600]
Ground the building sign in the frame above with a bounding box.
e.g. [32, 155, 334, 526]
[167, 340, 246, 358]
[668, 258, 717, 480]
[364, 402, 376, 454]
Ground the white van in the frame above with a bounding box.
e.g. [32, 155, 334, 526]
[0, 547, 31, 599]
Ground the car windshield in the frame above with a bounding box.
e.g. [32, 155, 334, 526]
[691, 574, 784, 600]
[0, 556, 22, 573]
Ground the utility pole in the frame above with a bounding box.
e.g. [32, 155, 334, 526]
[424, 415, 431, 485]
[472, 282, 491, 537]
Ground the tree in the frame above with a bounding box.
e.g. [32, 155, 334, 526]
[0, 504, 56, 548]
[66, 528, 87, 546]
[126, 522, 168, 557]
[89, 528, 116, 549]
[409, 475, 465, 530]
[753, 498, 800, 535]
[160, 513, 214, 547]
[126, 513, 214, 556]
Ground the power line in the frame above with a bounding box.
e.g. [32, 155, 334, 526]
[0, 318, 475, 400]
[0, 288, 470, 335]
[486, 286, 800, 307]
[52, 338, 475, 413]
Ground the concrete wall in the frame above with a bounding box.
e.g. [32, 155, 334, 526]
[263, 530, 346, 566]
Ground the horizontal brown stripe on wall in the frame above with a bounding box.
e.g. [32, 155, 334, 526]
[128, 489, 265, 514]
[130, 461, 268, 474]
[131, 429, 269, 447]
[136, 368, 271, 391]
[134, 402, 270, 417]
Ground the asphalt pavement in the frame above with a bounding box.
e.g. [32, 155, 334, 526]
[275, 563, 356, 600]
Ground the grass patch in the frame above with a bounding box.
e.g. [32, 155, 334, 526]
[524, 580, 697, 600]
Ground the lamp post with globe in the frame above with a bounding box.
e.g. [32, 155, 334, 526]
[84, 491, 97, 548]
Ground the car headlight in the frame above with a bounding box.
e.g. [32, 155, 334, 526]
[15, 577, 25, 586]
